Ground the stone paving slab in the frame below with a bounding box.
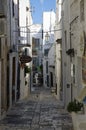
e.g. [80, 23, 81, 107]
[40, 127, 55, 130]
[0, 87, 73, 130]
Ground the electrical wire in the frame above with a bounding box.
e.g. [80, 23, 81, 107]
[13, 28, 62, 34]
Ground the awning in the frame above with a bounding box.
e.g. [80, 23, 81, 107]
[77, 86, 86, 102]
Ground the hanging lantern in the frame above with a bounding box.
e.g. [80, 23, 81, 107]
[45, 32, 49, 41]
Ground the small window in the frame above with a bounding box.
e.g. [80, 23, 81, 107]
[25, 48, 27, 55]
[0, 0, 4, 15]
[12, 0, 15, 17]
[65, 30, 67, 51]
[26, 7, 29, 11]
[80, 0, 84, 21]
[44, 49, 49, 56]
[73, 64, 75, 83]
[46, 61, 48, 73]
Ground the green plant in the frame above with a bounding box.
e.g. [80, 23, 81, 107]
[67, 99, 83, 113]
[25, 66, 31, 74]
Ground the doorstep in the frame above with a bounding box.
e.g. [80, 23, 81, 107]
[71, 112, 86, 130]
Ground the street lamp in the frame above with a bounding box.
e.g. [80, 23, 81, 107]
[45, 32, 50, 42]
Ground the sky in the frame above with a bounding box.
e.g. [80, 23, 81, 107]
[30, 0, 56, 24]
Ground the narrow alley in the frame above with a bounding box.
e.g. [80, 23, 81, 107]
[0, 0, 86, 130]
[0, 87, 73, 130]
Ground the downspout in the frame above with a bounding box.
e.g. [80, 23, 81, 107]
[61, 5, 65, 106]
[9, 0, 12, 108]
[9, 0, 12, 47]
[70, 25, 73, 102]
[69, 16, 79, 102]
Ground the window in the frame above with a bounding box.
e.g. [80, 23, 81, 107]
[32, 38, 40, 49]
[47, 75, 49, 87]
[50, 72, 53, 87]
[80, 0, 84, 21]
[25, 48, 27, 55]
[26, 7, 29, 11]
[71, 64, 75, 84]
[73, 64, 75, 83]
[65, 31, 67, 51]
[44, 49, 49, 56]
[12, 0, 15, 17]
[12, 57, 16, 86]
[0, 0, 4, 16]
[83, 96, 86, 104]
[46, 61, 48, 73]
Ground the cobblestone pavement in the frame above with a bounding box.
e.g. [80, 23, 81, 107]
[0, 87, 73, 130]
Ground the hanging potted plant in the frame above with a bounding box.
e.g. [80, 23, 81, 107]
[24, 66, 31, 76]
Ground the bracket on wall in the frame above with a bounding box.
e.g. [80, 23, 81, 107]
[66, 48, 74, 57]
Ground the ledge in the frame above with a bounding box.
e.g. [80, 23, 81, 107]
[71, 112, 86, 130]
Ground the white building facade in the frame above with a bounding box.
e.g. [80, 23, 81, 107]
[62, 0, 86, 129]
[0, 0, 19, 119]
[18, 0, 33, 99]
[43, 11, 56, 88]
[54, 0, 63, 100]
[48, 44, 56, 89]
[30, 24, 43, 87]
[0, 0, 33, 119]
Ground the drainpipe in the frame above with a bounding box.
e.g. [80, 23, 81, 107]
[69, 16, 79, 102]
[70, 25, 73, 102]
[9, 0, 12, 108]
[9, 0, 12, 47]
[61, 9, 65, 106]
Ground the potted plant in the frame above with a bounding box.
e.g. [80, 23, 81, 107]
[67, 99, 83, 113]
